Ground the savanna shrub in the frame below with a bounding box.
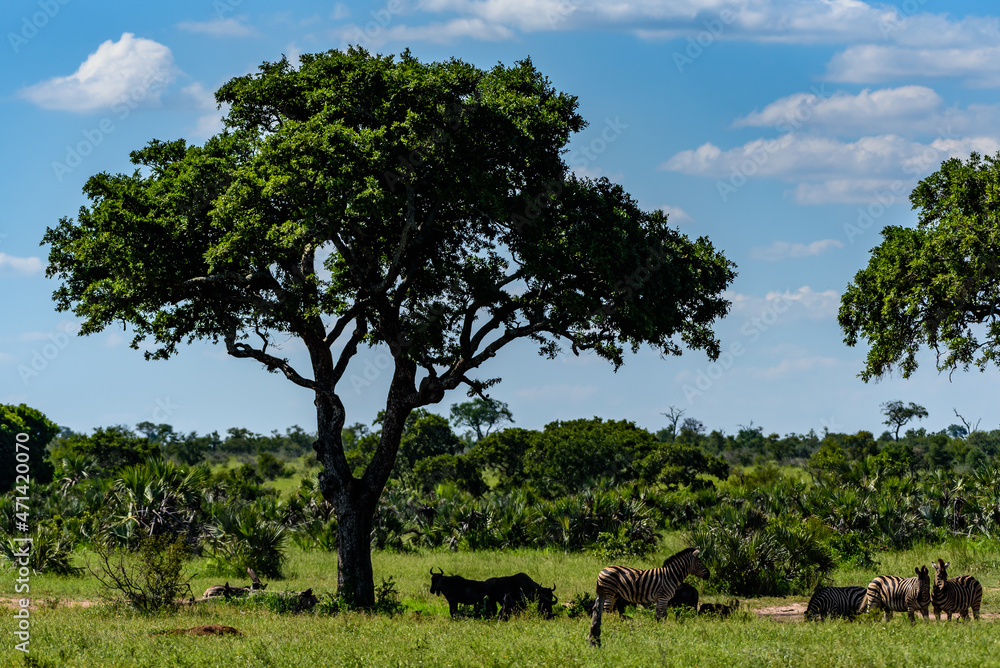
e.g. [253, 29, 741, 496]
[89, 535, 192, 613]
[207, 504, 287, 578]
[0, 525, 82, 576]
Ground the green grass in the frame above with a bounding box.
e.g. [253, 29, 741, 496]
[4, 540, 1000, 666]
[4, 596, 1000, 667]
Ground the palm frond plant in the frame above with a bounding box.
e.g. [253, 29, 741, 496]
[207, 503, 288, 578]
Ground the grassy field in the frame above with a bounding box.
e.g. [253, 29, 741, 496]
[3, 540, 1000, 667]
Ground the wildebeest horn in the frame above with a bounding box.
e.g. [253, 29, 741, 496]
[430, 566, 444, 575]
[551, 583, 556, 591]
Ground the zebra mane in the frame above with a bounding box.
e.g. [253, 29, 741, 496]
[662, 547, 697, 567]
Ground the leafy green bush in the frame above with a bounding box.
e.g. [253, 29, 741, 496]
[594, 524, 654, 561]
[89, 535, 192, 613]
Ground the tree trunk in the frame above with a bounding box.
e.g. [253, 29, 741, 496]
[313, 364, 417, 607]
[334, 493, 377, 607]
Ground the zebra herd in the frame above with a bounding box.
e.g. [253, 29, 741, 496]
[807, 558, 983, 624]
[588, 550, 986, 646]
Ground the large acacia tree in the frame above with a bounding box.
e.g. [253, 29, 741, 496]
[43, 48, 735, 605]
[840, 152, 1000, 381]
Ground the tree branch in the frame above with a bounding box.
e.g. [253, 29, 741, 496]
[224, 328, 321, 393]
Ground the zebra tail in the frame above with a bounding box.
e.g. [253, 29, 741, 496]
[589, 593, 604, 647]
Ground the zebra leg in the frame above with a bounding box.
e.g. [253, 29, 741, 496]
[589, 594, 604, 647]
[654, 596, 668, 621]
[973, 604, 981, 621]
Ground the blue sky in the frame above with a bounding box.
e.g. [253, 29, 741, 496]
[2, 0, 999, 440]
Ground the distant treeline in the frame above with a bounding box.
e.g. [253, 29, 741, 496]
[23, 399, 1000, 494]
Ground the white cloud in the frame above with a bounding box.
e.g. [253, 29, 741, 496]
[177, 17, 258, 37]
[181, 83, 226, 139]
[336, 17, 513, 47]
[419, 0, 899, 42]
[192, 113, 226, 139]
[661, 132, 1000, 204]
[0, 353, 16, 365]
[332, 4, 351, 20]
[827, 44, 1000, 87]
[661, 205, 693, 224]
[772, 286, 841, 319]
[734, 86, 949, 136]
[0, 254, 44, 276]
[19, 33, 176, 112]
[750, 239, 843, 261]
[182, 83, 216, 110]
[727, 286, 840, 320]
[748, 356, 842, 380]
[790, 179, 908, 205]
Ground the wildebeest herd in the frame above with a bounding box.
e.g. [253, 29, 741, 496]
[429, 549, 987, 647]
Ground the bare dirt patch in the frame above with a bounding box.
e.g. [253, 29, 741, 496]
[0, 597, 99, 610]
[151, 624, 241, 637]
[753, 602, 807, 622]
[751, 600, 1000, 623]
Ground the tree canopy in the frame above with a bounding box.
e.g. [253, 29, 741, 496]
[42, 47, 736, 604]
[449, 397, 514, 441]
[1, 404, 58, 492]
[839, 152, 1000, 381]
[881, 400, 928, 441]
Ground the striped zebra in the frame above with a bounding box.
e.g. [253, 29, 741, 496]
[863, 566, 931, 623]
[588, 547, 710, 647]
[805, 586, 867, 621]
[931, 559, 982, 621]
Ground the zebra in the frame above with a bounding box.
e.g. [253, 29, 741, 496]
[863, 566, 931, 623]
[805, 586, 866, 621]
[588, 547, 710, 647]
[931, 559, 982, 621]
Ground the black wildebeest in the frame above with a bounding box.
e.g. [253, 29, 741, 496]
[487, 573, 558, 619]
[429, 567, 495, 618]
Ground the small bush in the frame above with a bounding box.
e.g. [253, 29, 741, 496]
[566, 592, 596, 618]
[229, 591, 312, 614]
[311, 578, 406, 616]
[594, 524, 654, 561]
[89, 535, 192, 614]
[1, 526, 82, 576]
